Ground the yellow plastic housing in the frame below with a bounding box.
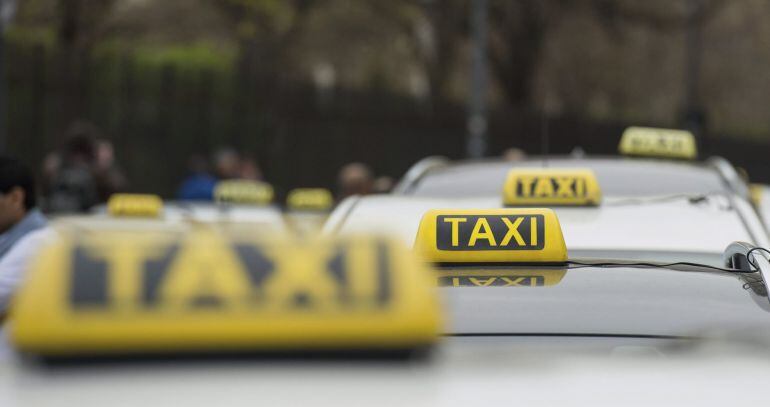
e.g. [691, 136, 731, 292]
[286, 188, 334, 211]
[214, 180, 274, 205]
[502, 168, 602, 206]
[619, 127, 697, 160]
[107, 194, 163, 218]
[750, 184, 764, 207]
[415, 208, 567, 264]
[11, 230, 441, 357]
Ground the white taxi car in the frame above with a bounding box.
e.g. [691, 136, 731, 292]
[2, 208, 770, 406]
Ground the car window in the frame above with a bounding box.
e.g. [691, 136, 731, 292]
[408, 158, 727, 198]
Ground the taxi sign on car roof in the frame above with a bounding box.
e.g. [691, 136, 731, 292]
[107, 194, 163, 218]
[415, 208, 567, 264]
[11, 230, 441, 357]
[750, 183, 764, 207]
[502, 168, 602, 206]
[286, 188, 334, 211]
[214, 180, 274, 205]
[619, 126, 697, 160]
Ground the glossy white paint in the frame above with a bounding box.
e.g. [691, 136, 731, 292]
[326, 194, 759, 255]
[74, 203, 288, 233]
[2, 334, 770, 407]
[754, 184, 770, 230]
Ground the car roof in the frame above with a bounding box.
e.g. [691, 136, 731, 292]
[441, 265, 770, 337]
[404, 157, 729, 198]
[328, 195, 757, 257]
[164, 202, 286, 225]
[79, 203, 287, 232]
[4, 333, 770, 407]
[2, 262, 769, 407]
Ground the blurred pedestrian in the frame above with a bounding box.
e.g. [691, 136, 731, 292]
[373, 176, 394, 194]
[43, 122, 100, 213]
[570, 147, 586, 158]
[337, 162, 374, 200]
[502, 148, 527, 161]
[93, 138, 128, 201]
[238, 155, 263, 181]
[213, 147, 241, 180]
[177, 154, 217, 201]
[0, 156, 53, 314]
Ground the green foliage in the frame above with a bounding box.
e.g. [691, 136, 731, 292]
[131, 42, 236, 73]
[6, 34, 248, 195]
[4, 26, 57, 50]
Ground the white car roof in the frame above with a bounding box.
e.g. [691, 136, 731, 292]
[80, 203, 287, 232]
[327, 195, 759, 256]
[405, 157, 730, 198]
[2, 333, 770, 407]
[752, 184, 770, 229]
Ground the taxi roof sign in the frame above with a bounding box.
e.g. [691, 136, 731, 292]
[502, 168, 602, 206]
[11, 230, 441, 357]
[619, 126, 697, 160]
[415, 208, 567, 264]
[214, 180, 274, 205]
[750, 183, 764, 207]
[107, 194, 163, 218]
[286, 188, 334, 211]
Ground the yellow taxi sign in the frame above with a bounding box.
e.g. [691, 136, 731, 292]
[11, 230, 440, 357]
[750, 183, 764, 207]
[286, 188, 334, 211]
[619, 126, 697, 159]
[107, 194, 163, 218]
[437, 269, 566, 287]
[415, 208, 567, 264]
[214, 180, 274, 205]
[502, 168, 601, 206]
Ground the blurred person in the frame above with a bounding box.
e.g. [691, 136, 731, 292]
[502, 147, 527, 161]
[238, 155, 263, 181]
[337, 162, 374, 200]
[93, 138, 128, 201]
[0, 156, 53, 315]
[570, 146, 586, 158]
[43, 121, 100, 213]
[177, 154, 217, 201]
[373, 176, 394, 194]
[40, 151, 60, 191]
[213, 147, 241, 180]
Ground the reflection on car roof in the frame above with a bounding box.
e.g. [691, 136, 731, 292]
[443, 265, 769, 337]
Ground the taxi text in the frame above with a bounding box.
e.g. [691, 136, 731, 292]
[436, 214, 544, 251]
[512, 176, 588, 200]
[438, 275, 544, 287]
[68, 239, 392, 313]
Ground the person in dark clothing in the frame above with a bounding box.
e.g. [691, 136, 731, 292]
[43, 123, 100, 213]
[177, 154, 217, 201]
[0, 156, 51, 313]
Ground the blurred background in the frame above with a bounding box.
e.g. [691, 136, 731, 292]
[2, 0, 770, 202]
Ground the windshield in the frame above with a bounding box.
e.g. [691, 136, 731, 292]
[408, 158, 727, 198]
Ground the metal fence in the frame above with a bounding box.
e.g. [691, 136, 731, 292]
[7, 42, 770, 199]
